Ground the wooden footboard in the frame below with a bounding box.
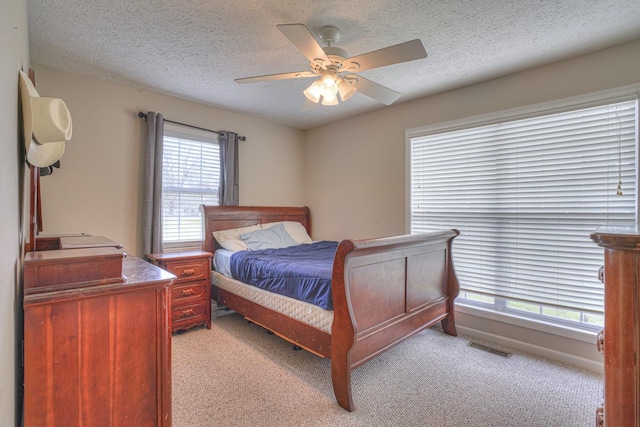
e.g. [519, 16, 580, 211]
[200, 205, 459, 412]
[330, 231, 459, 411]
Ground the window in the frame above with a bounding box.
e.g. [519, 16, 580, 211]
[408, 95, 638, 330]
[162, 123, 220, 248]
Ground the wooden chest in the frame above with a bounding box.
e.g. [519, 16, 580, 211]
[23, 247, 126, 294]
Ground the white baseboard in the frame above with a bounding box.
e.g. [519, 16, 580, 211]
[455, 324, 604, 374]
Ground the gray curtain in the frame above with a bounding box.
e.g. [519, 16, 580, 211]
[219, 131, 239, 206]
[142, 111, 164, 255]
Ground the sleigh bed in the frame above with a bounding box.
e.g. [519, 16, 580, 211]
[200, 205, 460, 411]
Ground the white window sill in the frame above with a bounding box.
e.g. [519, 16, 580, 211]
[455, 302, 598, 345]
[162, 240, 203, 253]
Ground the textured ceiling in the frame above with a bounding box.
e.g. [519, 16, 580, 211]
[28, 0, 640, 130]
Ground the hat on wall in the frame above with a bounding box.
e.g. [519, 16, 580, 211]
[19, 70, 72, 168]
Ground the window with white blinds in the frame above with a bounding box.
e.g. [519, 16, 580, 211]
[409, 97, 638, 329]
[162, 124, 220, 245]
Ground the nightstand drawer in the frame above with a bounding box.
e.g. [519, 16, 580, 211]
[164, 260, 208, 283]
[171, 282, 207, 302]
[172, 302, 207, 322]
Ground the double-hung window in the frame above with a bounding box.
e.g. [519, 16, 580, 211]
[162, 123, 220, 250]
[408, 93, 638, 331]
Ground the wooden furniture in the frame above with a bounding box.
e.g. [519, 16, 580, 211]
[201, 205, 460, 412]
[23, 255, 174, 427]
[34, 234, 123, 251]
[591, 225, 640, 427]
[146, 250, 213, 333]
[24, 246, 126, 294]
[59, 235, 124, 249]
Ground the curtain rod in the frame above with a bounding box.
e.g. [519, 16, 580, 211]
[137, 112, 246, 141]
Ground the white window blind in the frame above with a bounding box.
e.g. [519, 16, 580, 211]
[162, 125, 220, 243]
[409, 99, 637, 316]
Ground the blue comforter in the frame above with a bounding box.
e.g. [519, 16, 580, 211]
[230, 241, 338, 310]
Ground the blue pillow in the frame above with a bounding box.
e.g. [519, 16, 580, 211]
[240, 223, 298, 250]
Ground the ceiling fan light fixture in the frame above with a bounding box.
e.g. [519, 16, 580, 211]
[321, 73, 338, 91]
[303, 80, 323, 103]
[320, 89, 339, 106]
[337, 78, 357, 101]
[304, 73, 341, 105]
[320, 73, 339, 105]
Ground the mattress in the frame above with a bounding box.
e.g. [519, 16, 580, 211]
[229, 241, 336, 310]
[211, 270, 333, 333]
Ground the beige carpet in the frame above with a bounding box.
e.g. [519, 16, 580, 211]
[172, 310, 602, 427]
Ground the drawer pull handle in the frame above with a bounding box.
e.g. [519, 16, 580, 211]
[595, 401, 604, 426]
[597, 329, 605, 354]
[181, 268, 196, 276]
[180, 308, 195, 318]
[180, 288, 196, 297]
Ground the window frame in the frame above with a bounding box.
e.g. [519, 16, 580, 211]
[405, 84, 640, 333]
[161, 122, 221, 251]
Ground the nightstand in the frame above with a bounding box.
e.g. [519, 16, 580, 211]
[147, 250, 213, 333]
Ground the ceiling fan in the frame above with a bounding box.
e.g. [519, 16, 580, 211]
[235, 24, 428, 106]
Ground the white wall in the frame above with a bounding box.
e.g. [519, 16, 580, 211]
[31, 66, 307, 257]
[305, 38, 640, 371]
[0, 0, 29, 425]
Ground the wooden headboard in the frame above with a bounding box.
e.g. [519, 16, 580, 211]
[200, 205, 311, 254]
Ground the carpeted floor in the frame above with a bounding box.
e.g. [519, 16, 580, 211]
[172, 310, 602, 427]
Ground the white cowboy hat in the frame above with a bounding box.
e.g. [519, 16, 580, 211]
[19, 70, 72, 168]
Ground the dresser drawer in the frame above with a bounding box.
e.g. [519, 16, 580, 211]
[172, 302, 207, 322]
[164, 259, 208, 283]
[171, 282, 207, 302]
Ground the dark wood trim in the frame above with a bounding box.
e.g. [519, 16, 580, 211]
[26, 68, 41, 252]
[28, 164, 38, 252]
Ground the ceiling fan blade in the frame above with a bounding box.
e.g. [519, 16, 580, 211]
[235, 70, 317, 84]
[277, 24, 330, 64]
[344, 39, 427, 72]
[348, 74, 401, 105]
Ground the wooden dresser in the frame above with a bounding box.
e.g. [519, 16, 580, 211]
[23, 254, 174, 427]
[591, 225, 640, 427]
[146, 250, 213, 333]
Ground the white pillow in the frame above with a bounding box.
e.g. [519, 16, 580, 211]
[261, 221, 312, 244]
[212, 224, 261, 252]
[240, 223, 298, 250]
